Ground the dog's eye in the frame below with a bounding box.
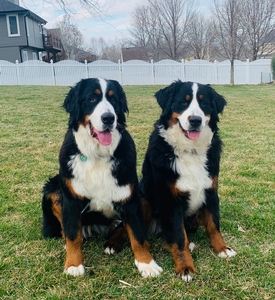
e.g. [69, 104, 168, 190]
[90, 97, 96, 102]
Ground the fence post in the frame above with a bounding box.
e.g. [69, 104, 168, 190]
[15, 60, 20, 85]
[181, 59, 185, 81]
[50, 60, 55, 85]
[246, 59, 250, 84]
[214, 60, 218, 84]
[151, 59, 154, 84]
[85, 60, 88, 78]
[118, 60, 122, 85]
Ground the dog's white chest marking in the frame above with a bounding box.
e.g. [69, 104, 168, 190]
[159, 125, 213, 215]
[173, 152, 212, 215]
[69, 154, 131, 217]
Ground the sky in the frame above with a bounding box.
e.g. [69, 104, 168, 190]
[20, 0, 210, 47]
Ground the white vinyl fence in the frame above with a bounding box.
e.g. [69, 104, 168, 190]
[0, 58, 272, 86]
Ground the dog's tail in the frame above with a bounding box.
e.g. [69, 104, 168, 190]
[42, 175, 62, 238]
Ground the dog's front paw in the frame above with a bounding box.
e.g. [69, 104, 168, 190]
[64, 264, 85, 276]
[135, 259, 163, 278]
[176, 268, 194, 282]
[218, 247, 236, 258]
[104, 246, 116, 255]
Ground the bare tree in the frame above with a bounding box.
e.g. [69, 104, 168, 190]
[212, 0, 247, 84]
[186, 15, 216, 60]
[89, 37, 130, 62]
[130, 4, 162, 60]
[130, 0, 197, 61]
[148, 0, 197, 60]
[240, 0, 275, 61]
[56, 15, 84, 60]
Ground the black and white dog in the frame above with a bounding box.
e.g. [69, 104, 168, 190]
[140, 81, 236, 282]
[42, 78, 162, 277]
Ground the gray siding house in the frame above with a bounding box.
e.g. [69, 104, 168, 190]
[0, 0, 47, 62]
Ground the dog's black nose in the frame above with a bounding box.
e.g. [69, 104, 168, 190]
[101, 112, 115, 125]
[189, 115, 202, 127]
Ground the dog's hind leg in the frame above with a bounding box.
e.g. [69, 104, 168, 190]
[104, 222, 128, 254]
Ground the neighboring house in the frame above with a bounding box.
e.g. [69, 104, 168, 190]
[0, 0, 62, 62]
[121, 47, 151, 62]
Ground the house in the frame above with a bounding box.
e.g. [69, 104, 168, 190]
[0, 0, 62, 62]
[121, 47, 151, 62]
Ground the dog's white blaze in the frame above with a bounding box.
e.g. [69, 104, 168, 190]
[178, 83, 208, 131]
[89, 79, 117, 132]
[69, 153, 131, 217]
[159, 118, 213, 215]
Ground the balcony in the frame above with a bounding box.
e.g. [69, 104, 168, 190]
[43, 34, 63, 52]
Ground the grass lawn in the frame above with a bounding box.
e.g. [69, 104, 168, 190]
[0, 83, 274, 299]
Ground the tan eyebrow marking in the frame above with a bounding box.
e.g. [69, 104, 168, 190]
[108, 90, 114, 96]
[199, 94, 204, 100]
[95, 89, 101, 95]
[186, 95, 190, 101]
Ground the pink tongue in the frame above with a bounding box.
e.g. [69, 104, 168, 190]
[187, 131, 200, 140]
[94, 129, 112, 146]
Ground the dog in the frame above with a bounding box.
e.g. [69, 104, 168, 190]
[139, 80, 236, 282]
[42, 78, 162, 277]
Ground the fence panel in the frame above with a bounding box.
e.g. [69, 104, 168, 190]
[87, 60, 120, 83]
[121, 60, 154, 85]
[249, 59, 271, 84]
[0, 60, 18, 85]
[0, 58, 272, 86]
[17, 60, 54, 85]
[185, 60, 216, 84]
[54, 60, 87, 86]
[154, 59, 183, 84]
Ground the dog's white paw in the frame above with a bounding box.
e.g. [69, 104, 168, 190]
[104, 246, 116, 255]
[64, 264, 85, 276]
[218, 248, 236, 258]
[135, 259, 163, 278]
[181, 273, 193, 282]
[189, 242, 195, 253]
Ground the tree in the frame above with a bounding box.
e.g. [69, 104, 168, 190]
[212, 0, 247, 84]
[130, 0, 197, 61]
[186, 15, 216, 60]
[240, 0, 275, 61]
[56, 15, 84, 60]
[130, 4, 162, 60]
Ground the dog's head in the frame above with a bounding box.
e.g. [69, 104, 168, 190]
[63, 78, 128, 146]
[155, 80, 226, 140]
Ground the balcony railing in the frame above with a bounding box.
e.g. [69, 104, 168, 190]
[43, 34, 62, 51]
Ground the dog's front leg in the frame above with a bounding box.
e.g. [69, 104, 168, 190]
[118, 201, 163, 278]
[62, 198, 85, 276]
[160, 204, 195, 282]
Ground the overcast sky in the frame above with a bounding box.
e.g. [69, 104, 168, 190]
[20, 0, 211, 46]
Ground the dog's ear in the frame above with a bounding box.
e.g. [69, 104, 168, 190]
[111, 80, 128, 126]
[207, 85, 227, 115]
[63, 85, 80, 130]
[155, 81, 179, 117]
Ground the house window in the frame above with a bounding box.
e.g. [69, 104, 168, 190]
[6, 14, 20, 37]
[32, 52, 37, 60]
[22, 51, 28, 62]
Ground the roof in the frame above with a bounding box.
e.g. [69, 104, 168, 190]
[0, 0, 47, 24]
[121, 47, 150, 62]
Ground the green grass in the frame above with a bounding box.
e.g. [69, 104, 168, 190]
[0, 84, 275, 299]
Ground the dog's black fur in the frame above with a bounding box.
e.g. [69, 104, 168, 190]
[42, 78, 162, 277]
[139, 81, 236, 281]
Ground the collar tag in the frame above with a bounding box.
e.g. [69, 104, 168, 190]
[80, 154, 88, 162]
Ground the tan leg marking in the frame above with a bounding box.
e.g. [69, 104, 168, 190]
[168, 229, 195, 279]
[64, 228, 84, 270]
[199, 209, 229, 254]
